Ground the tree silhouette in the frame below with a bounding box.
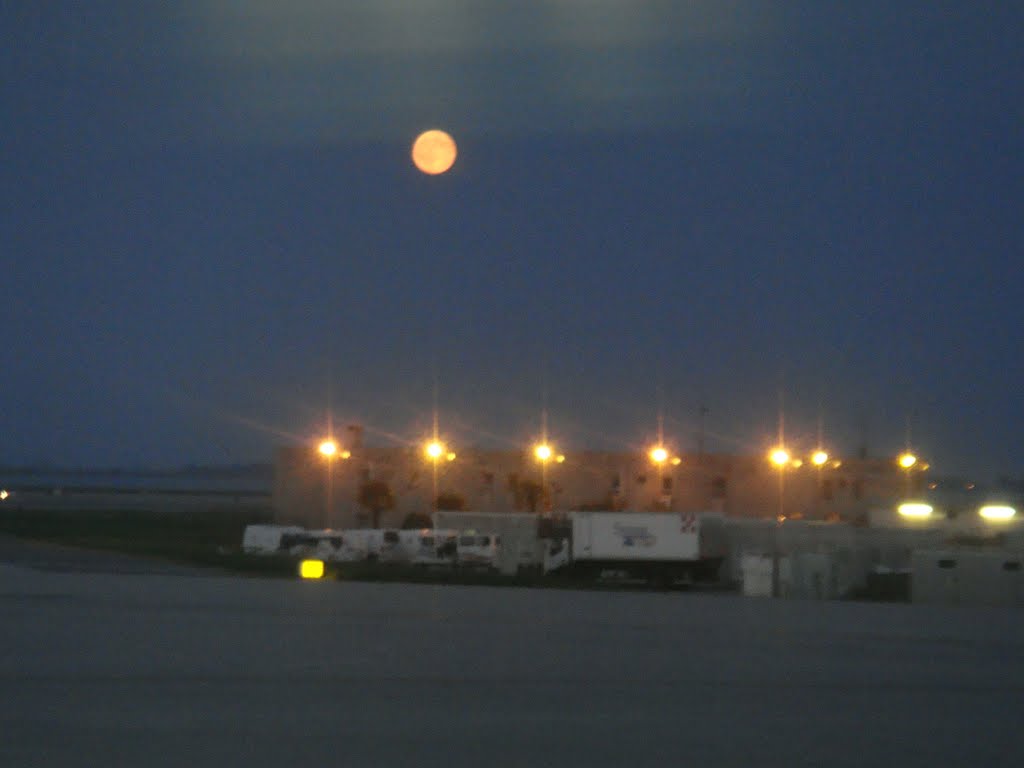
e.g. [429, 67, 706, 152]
[400, 511, 433, 530]
[435, 491, 467, 511]
[519, 480, 547, 514]
[357, 479, 395, 528]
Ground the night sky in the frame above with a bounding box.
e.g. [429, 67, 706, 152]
[3, 3, 1022, 480]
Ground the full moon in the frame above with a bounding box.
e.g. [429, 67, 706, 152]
[411, 130, 457, 175]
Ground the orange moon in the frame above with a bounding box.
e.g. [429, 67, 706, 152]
[411, 130, 457, 175]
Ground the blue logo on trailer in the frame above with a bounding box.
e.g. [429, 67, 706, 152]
[613, 524, 656, 547]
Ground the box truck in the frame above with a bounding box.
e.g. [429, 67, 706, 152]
[544, 511, 721, 585]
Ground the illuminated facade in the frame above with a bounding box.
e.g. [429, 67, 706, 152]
[273, 443, 921, 530]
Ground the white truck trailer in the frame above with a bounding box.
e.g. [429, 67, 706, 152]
[393, 529, 459, 567]
[544, 511, 722, 585]
[241, 525, 306, 555]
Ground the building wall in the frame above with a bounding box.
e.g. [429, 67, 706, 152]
[273, 444, 914, 529]
[912, 549, 1024, 606]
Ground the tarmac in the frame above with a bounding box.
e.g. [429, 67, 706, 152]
[2, 535, 1022, 767]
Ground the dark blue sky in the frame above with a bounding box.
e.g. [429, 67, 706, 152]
[3, 3, 1022, 479]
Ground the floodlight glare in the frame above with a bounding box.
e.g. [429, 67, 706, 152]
[811, 450, 829, 466]
[979, 505, 1016, 522]
[534, 444, 553, 462]
[649, 447, 669, 464]
[318, 439, 338, 457]
[898, 453, 917, 469]
[898, 502, 933, 519]
[425, 441, 445, 460]
[770, 448, 790, 467]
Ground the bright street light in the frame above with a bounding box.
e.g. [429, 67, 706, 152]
[649, 446, 669, 464]
[425, 441, 445, 460]
[534, 444, 553, 462]
[318, 439, 338, 458]
[811, 450, 829, 467]
[769, 448, 790, 467]
[898, 452, 917, 469]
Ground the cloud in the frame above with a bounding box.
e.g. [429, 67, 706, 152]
[186, 0, 781, 144]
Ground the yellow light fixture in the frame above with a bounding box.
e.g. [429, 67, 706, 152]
[318, 439, 338, 458]
[425, 441, 445, 460]
[770, 448, 790, 467]
[811, 450, 829, 466]
[534, 444, 553, 462]
[299, 559, 326, 579]
[446, 451, 457, 462]
[340, 450, 352, 460]
[898, 453, 917, 469]
[556, 454, 566, 464]
[671, 457, 682, 466]
[791, 459, 803, 468]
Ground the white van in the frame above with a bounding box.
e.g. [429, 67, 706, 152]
[455, 531, 501, 570]
[304, 530, 365, 562]
[241, 525, 306, 555]
[341, 529, 403, 562]
[396, 529, 458, 567]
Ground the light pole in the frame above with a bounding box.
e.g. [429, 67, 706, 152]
[769, 447, 790, 520]
[425, 440, 443, 510]
[534, 442, 553, 506]
[768, 445, 790, 597]
[811, 449, 829, 517]
[649, 445, 668, 510]
[318, 438, 339, 528]
[424, 440, 454, 510]
[898, 451, 917, 497]
[647, 446, 682, 510]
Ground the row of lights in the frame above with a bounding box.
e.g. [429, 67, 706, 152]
[769, 447, 838, 469]
[320, 438, 928, 473]
[319, 438, 567, 465]
[769, 448, 929, 472]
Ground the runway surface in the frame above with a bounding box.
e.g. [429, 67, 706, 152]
[2, 535, 1022, 767]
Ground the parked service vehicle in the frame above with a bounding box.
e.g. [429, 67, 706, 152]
[455, 531, 501, 570]
[242, 525, 306, 554]
[544, 511, 719, 585]
[341, 529, 403, 562]
[303, 530, 367, 562]
[396, 528, 458, 566]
